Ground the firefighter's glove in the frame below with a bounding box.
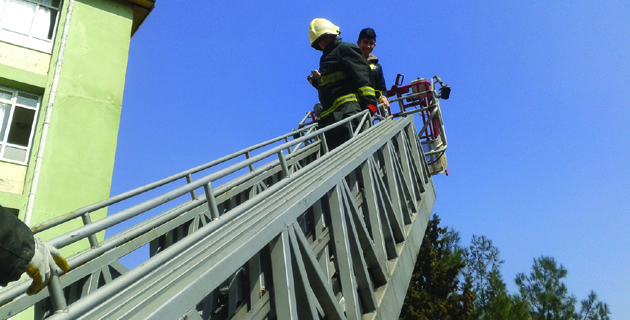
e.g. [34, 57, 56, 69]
[26, 237, 69, 295]
[366, 104, 378, 116]
[307, 70, 321, 86]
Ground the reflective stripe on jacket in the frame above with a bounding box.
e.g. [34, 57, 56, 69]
[319, 93, 358, 119]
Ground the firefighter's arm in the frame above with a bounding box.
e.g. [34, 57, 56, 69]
[0, 205, 69, 295]
[0, 205, 35, 287]
[340, 45, 378, 109]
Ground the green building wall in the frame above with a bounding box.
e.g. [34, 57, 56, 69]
[30, 0, 134, 254]
[0, 0, 139, 282]
[0, 0, 155, 317]
[0, 0, 152, 317]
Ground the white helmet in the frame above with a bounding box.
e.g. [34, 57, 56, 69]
[308, 18, 340, 50]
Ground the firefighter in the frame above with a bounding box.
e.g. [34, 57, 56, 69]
[307, 18, 378, 150]
[0, 205, 69, 295]
[357, 27, 390, 109]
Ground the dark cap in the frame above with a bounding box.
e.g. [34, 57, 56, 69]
[358, 28, 376, 41]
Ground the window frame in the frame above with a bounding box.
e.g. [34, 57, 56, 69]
[0, 85, 41, 165]
[0, 0, 62, 53]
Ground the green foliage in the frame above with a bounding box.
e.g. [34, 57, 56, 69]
[478, 273, 531, 320]
[400, 219, 611, 320]
[515, 256, 612, 320]
[515, 256, 577, 320]
[400, 214, 475, 320]
[577, 291, 610, 320]
[465, 235, 503, 312]
[464, 235, 530, 320]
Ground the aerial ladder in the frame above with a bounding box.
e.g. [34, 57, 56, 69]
[0, 75, 451, 320]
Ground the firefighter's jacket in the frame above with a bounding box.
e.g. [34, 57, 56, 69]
[311, 38, 377, 119]
[0, 204, 35, 286]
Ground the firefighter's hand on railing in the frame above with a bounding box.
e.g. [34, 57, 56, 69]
[380, 96, 390, 108]
[26, 237, 70, 295]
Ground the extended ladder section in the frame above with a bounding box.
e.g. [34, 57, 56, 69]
[0, 76, 449, 320]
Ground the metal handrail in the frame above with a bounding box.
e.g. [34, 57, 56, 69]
[47, 111, 374, 249]
[0, 110, 380, 308]
[387, 79, 448, 160]
[30, 122, 319, 234]
[46, 114, 411, 320]
[30, 82, 445, 240]
[427, 78, 448, 156]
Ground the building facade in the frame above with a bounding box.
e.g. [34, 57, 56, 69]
[0, 0, 153, 258]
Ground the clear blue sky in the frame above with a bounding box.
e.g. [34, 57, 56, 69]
[109, 1, 630, 317]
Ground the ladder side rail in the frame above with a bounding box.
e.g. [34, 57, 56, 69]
[0, 136, 323, 310]
[147, 119, 370, 260]
[42, 118, 400, 319]
[150, 142, 319, 255]
[44, 111, 369, 250]
[0, 141, 321, 316]
[48, 114, 406, 320]
[30, 123, 319, 235]
[0, 111, 375, 308]
[0, 199, 207, 316]
[53, 119, 434, 319]
[149, 141, 321, 254]
[3, 145, 318, 318]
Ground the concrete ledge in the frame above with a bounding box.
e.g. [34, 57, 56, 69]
[0, 64, 48, 93]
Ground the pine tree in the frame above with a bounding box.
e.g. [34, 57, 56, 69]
[400, 214, 475, 320]
[464, 235, 530, 320]
[479, 271, 531, 320]
[515, 256, 577, 320]
[577, 291, 610, 320]
[401, 220, 611, 320]
[465, 235, 502, 313]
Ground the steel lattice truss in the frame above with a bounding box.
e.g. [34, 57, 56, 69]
[0, 113, 436, 320]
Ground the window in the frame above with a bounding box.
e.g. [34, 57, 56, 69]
[0, 86, 40, 164]
[0, 0, 61, 52]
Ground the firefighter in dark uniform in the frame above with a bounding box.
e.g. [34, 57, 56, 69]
[307, 18, 378, 150]
[0, 204, 69, 295]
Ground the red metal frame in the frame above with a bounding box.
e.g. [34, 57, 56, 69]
[386, 74, 440, 142]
